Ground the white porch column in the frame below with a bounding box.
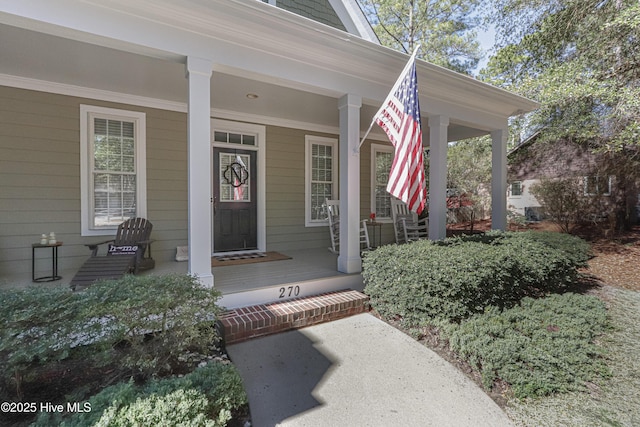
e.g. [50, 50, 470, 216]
[337, 94, 362, 273]
[428, 115, 450, 240]
[186, 56, 214, 287]
[491, 128, 508, 231]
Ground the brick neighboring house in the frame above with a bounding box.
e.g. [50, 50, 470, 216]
[507, 134, 640, 225]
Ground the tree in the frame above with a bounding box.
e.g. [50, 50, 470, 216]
[446, 136, 493, 227]
[357, 0, 484, 74]
[482, 0, 640, 229]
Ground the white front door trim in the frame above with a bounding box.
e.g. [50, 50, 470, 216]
[211, 119, 266, 255]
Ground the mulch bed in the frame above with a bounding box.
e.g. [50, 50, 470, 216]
[580, 227, 640, 292]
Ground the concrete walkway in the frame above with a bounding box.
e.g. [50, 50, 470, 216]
[227, 313, 513, 427]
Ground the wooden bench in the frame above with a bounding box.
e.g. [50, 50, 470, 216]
[69, 256, 136, 290]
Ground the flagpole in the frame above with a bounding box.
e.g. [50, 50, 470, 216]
[356, 45, 421, 152]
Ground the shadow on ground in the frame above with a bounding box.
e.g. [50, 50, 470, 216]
[227, 330, 334, 425]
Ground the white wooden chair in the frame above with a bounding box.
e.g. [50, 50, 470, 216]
[391, 197, 428, 244]
[325, 199, 371, 254]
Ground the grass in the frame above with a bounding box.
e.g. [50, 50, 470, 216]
[506, 286, 640, 426]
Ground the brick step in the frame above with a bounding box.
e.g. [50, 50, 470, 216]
[219, 289, 370, 345]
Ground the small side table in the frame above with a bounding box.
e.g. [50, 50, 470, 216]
[365, 221, 383, 248]
[32, 242, 63, 282]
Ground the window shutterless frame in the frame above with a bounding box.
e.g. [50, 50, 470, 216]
[80, 105, 147, 236]
[370, 143, 394, 221]
[305, 135, 338, 227]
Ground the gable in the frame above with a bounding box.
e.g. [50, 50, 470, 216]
[275, 0, 347, 31]
[260, 0, 378, 42]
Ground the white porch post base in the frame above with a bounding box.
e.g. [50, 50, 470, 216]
[186, 56, 214, 287]
[491, 128, 508, 231]
[337, 93, 362, 274]
[428, 115, 449, 240]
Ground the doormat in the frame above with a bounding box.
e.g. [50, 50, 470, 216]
[211, 251, 291, 267]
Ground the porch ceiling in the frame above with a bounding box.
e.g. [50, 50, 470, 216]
[0, 0, 537, 141]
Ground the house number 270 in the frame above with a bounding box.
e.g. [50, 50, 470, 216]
[279, 285, 300, 299]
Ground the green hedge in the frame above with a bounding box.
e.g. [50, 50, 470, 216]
[442, 293, 610, 398]
[32, 361, 247, 427]
[362, 231, 591, 324]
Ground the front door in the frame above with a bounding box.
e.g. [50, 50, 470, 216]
[213, 147, 258, 252]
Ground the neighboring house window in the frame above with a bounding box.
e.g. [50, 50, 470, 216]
[80, 105, 146, 236]
[305, 136, 338, 226]
[511, 181, 523, 196]
[584, 175, 612, 196]
[371, 144, 393, 220]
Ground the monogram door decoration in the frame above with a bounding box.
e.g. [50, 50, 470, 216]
[220, 153, 250, 202]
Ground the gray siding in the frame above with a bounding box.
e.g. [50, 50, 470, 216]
[264, 127, 395, 251]
[266, 126, 332, 251]
[0, 86, 188, 276]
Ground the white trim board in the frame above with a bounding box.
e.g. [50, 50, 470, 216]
[0, 73, 389, 140]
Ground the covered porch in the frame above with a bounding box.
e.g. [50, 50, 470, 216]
[1, 248, 361, 309]
[0, 0, 538, 303]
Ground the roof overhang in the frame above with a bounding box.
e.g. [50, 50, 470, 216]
[0, 0, 538, 141]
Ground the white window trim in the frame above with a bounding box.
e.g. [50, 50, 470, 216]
[305, 135, 338, 227]
[80, 105, 147, 236]
[583, 175, 612, 196]
[370, 143, 394, 223]
[510, 181, 523, 198]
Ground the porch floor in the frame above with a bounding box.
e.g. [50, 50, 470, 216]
[1, 248, 364, 309]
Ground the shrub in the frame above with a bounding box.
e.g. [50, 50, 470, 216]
[0, 274, 223, 399]
[362, 231, 590, 324]
[32, 361, 248, 427]
[0, 285, 84, 399]
[529, 178, 600, 234]
[514, 230, 591, 267]
[441, 293, 610, 398]
[79, 273, 223, 378]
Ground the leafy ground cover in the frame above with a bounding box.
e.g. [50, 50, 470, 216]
[506, 286, 640, 427]
[504, 224, 640, 426]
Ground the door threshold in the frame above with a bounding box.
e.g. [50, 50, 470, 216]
[212, 249, 261, 257]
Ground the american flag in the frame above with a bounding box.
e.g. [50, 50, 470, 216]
[233, 155, 246, 201]
[374, 50, 426, 214]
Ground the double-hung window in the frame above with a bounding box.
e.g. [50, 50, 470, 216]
[305, 136, 337, 226]
[371, 144, 394, 220]
[80, 105, 147, 236]
[511, 181, 523, 196]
